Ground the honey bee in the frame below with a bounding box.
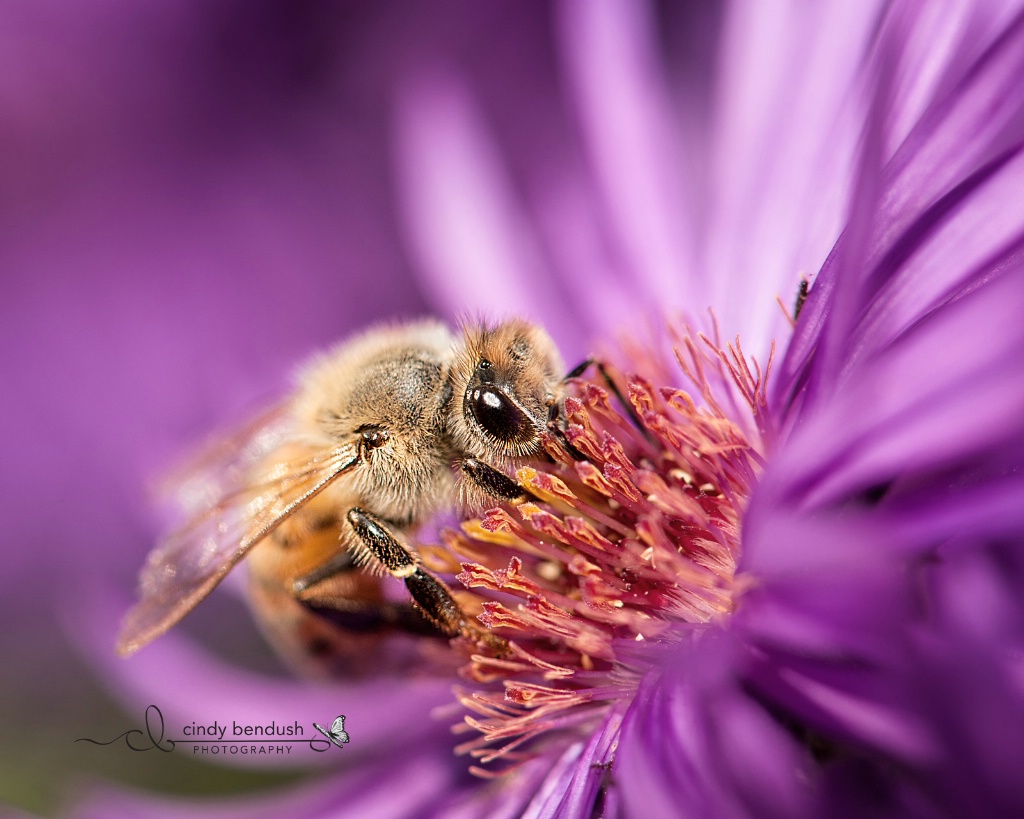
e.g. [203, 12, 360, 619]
[117, 318, 565, 675]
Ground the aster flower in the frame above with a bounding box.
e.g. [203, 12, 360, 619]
[35, 1, 1024, 817]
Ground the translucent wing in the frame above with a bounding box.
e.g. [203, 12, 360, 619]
[117, 439, 362, 656]
[155, 404, 291, 518]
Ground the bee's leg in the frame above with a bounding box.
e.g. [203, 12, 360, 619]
[304, 598, 440, 637]
[346, 508, 507, 654]
[292, 550, 357, 594]
[290, 544, 454, 639]
[548, 357, 615, 458]
[460, 458, 537, 503]
[546, 400, 588, 461]
[564, 358, 593, 380]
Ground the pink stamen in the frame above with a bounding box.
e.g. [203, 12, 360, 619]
[433, 324, 771, 775]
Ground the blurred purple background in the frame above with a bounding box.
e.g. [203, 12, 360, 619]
[0, 1, 616, 812]
[9, 1, 1023, 815]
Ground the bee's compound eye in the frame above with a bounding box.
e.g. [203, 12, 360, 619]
[467, 387, 534, 446]
[359, 427, 389, 450]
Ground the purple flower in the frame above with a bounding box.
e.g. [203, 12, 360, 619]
[9, 1, 1023, 817]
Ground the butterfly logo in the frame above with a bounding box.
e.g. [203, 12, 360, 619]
[312, 714, 350, 748]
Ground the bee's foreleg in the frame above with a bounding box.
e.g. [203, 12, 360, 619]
[545, 400, 588, 461]
[346, 508, 507, 655]
[460, 458, 537, 503]
[545, 356, 603, 461]
[291, 550, 357, 594]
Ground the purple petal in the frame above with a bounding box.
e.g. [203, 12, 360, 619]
[520, 701, 624, 817]
[764, 261, 1024, 515]
[903, 547, 1024, 816]
[73, 587, 459, 770]
[556, 0, 698, 310]
[72, 746, 471, 819]
[780, 6, 1024, 411]
[394, 69, 587, 357]
[617, 632, 814, 819]
[743, 264, 1024, 770]
[703, 0, 885, 355]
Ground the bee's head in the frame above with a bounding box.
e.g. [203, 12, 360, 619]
[450, 319, 563, 461]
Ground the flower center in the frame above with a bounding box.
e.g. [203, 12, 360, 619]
[423, 325, 773, 776]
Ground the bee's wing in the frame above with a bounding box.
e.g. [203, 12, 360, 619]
[155, 404, 291, 517]
[117, 441, 362, 656]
